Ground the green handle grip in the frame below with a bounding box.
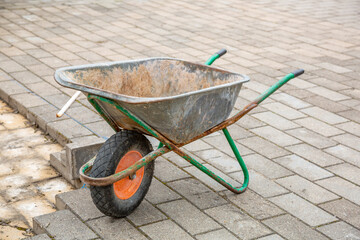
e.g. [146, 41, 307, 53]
[205, 48, 227, 65]
[292, 69, 304, 77]
[255, 69, 305, 104]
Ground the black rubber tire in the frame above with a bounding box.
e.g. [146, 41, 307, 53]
[89, 130, 154, 217]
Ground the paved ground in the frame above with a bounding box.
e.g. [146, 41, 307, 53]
[0, 99, 74, 239]
[0, 0, 360, 239]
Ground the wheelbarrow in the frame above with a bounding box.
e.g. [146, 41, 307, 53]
[54, 49, 304, 217]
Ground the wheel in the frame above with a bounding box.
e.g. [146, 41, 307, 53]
[89, 130, 154, 217]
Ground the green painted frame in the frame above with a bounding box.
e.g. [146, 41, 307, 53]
[79, 49, 304, 194]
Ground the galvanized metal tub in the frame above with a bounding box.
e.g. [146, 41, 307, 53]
[54, 58, 249, 144]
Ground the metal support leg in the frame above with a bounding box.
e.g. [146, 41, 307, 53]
[171, 129, 249, 194]
[222, 127, 249, 192]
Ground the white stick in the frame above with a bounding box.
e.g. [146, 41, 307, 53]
[56, 91, 81, 118]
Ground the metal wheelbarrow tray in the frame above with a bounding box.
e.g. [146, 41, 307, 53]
[55, 57, 249, 144]
[55, 49, 304, 217]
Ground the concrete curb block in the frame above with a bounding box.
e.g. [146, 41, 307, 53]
[0, 79, 106, 189]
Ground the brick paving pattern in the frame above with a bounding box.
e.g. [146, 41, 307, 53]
[0, 100, 74, 239]
[0, 0, 359, 239]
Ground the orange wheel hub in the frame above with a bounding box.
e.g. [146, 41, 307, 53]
[113, 151, 144, 200]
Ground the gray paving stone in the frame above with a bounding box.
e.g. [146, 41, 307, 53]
[257, 234, 284, 240]
[206, 154, 242, 173]
[276, 175, 339, 204]
[320, 199, 360, 229]
[274, 154, 333, 181]
[127, 199, 167, 226]
[140, 220, 193, 240]
[244, 154, 292, 179]
[145, 178, 181, 205]
[327, 163, 360, 185]
[226, 123, 254, 140]
[231, 170, 288, 198]
[240, 136, 290, 159]
[252, 111, 300, 130]
[195, 229, 238, 240]
[285, 90, 316, 101]
[205, 204, 272, 239]
[23, 234, 52, 240]
[27, 104, 69, 131]
[64, 106, 102, 124]
[0, 80, 29, 102]
[168, 178, 227, 209]
[163, 151, 194, 168]
[10, 71, 43, 84]
[305, 95, 350, 113]
[269, 193, 337, 227]
[9, 92, 47, 116]
[0, 60, 26, 72]
[47, 119, 93, 145]
[203, 135, 254, 157]
[193, 149, 226, 162]
[251, 126, 301, 147]
[287, 77, 316, 89]
[336, 121, 360, 137]
[13, 55, 41, 67]
[325, 145, 360, 167]
[262, 102, 306, 120]
[26, 82, 62, 97]
[226, 190, 284, 220]
[301, 106, 348, 125]
[183, 139, 212, 152]
[317, 221, 360, 240]
[158, 199, 220, 235]
[307, 86, 350, 101]
[184, 163, 240, 192]
[154, 157, 190, 182]
[33, 210, 98, 240]
[55, 188, 104, 222]
[286, 128, 337, 149]
[316, 177, 360, 205]
[42, 93, 81, 109]
[286, 143, 343, 167]
[295, 117, 344, 137]
[87, 217, 147, 240]
[0, 70, 11, 82]
[262, 214, 328, 240]
[338, 110, 360, 124]
[237, 114, 266, 130]
[332, 133, 360, 151]
[271, 92, 311, 109]
[84, 121, 115, 139]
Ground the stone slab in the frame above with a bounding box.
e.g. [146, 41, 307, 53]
[55, 188, 104, 222]
[276, 175, 339, 204]
[157, 199, 220, 235]
[274, 154, 333, 181]
[316, 177, 360, 205]
[205, 204, 272, 239]
[87, 217, 146, 240]
[23, 234, 52, 240]
[286, 143, 342, 167]
[226, 190, 284, 220]
[269, 193, 337, 227]
[319, 199, 360, 229]
[262, 214, 328, 240]
[140, 220, 193, 240]
[168, 178, 227, 209]
[317, 221, 360, 240]
[33, 210, 98, 239]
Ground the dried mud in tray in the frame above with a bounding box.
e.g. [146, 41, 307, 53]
[65, 60, 238, 98]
